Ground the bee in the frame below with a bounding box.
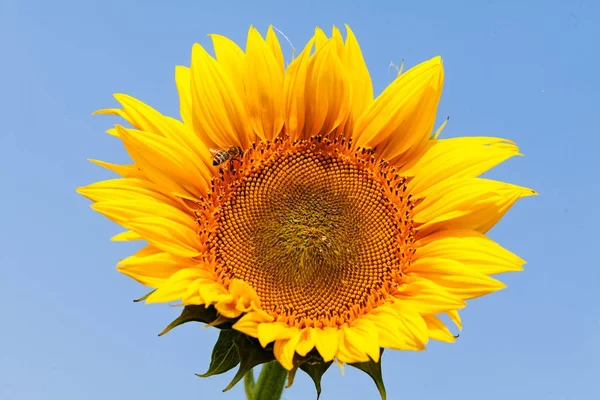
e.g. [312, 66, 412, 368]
[210, 146, 243, 167]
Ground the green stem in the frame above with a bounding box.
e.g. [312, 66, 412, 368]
[252, 361, 287, 400]
[244, 369, 256, 400]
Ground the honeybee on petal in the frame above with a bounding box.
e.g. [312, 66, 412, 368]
[210, 146, 243, 167]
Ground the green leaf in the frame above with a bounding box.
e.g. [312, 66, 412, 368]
[299, 360, 332, 399]
[348, 350, 386, 400]
[133, 289, 156, 302]
[158, 305, 218, 336]
[196, 329, 241, 377]
[223, 336, 276, 392]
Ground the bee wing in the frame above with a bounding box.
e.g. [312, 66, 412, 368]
[209, 148, 221, 155]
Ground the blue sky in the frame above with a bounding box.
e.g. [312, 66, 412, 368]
[1, 0, 598, 399]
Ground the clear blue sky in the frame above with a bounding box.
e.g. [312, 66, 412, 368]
[1, 0, 598, 399]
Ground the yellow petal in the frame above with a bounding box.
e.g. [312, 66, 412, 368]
[447, 310, 463, 331]
[90, 199, 194, 234]
[295, 328, 316, 357]
[346, 319, 380, 362]
[343, 25, 373, 128]
[415, 229, 525, 275]
[92, 108, 123, 116]
[354, 57, 443, 162]
[314, 27, 328, 50]
[182, 279, 206, 304]
[174, 66, 193, 126]
[87, 159, 144, 179]
[93, 108, 133, 139]
[385, 305, 430, 349]
[105, 127, 119, 137]
[408, 257, 507, 300]
[190, 43, 253, 148]
[244, 26, 284, 141]
[257, 322, 298, 347]
[423, 315, 455, 343]
[336, 327, 370, 363]
[266, 25, 285, 71]
[382, 64, 444, 166]
[313, 327, 339, 362]
[113, 94, 170, 136]
[112, 94, 213, 179]
[117, 245, 193, 287]
[229, 278, 262, 311]
[283, 37, 314, 139]
[210, 33, 246, 104]
[92, 107, 135, 127]
[213, 293, 245, 319]
[414, 178, 537, 234]
[232, 310, 274, 338]
[303, 40, 350, 138]
[393, 276, 466, 314]
[164, 120, 214, 182]
[273, 333, 301, 370]
[77, 178, 181, 209]
[200, 283, 228, 306]
[330, 25, 345, 57]
[111, 230, 143, 241]
[146, 268, 213, 304]
[117, 125, 209, 199]
[406, 137, 521, 194]
[127, 216, 200, 258]
[364, 305, 424, 350]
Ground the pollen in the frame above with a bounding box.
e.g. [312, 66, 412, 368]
[202, 136, 415, 329]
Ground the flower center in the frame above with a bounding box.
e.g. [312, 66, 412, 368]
[205, 137, 414, 328]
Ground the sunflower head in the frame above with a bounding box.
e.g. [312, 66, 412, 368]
[78, 25, 535, 398]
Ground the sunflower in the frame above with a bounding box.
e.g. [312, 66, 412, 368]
[78, 25, 534, 394]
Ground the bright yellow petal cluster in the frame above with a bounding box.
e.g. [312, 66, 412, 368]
[78, 25, 535, 371]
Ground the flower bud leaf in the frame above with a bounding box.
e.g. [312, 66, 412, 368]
[133, 289, 156, 302]
[348, 349, 386, 400]
[299, 359, 333, 399]
[158, 305, 218, 336]
[223, 336, 276, 392]
[196, 329, 241, 377]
